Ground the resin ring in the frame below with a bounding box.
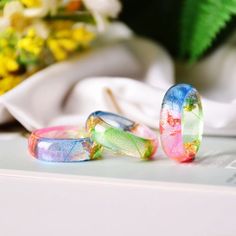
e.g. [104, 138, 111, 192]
[28, 126, 102, 162]
[86, 111, 158, 160]
[160, 84, 203, 163]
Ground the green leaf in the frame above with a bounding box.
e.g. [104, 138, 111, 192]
[0, 0, 12, 9]
[180, 0, 236, 61]
[45, 11, 96, 25]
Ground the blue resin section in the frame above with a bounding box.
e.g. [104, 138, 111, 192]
[36, 138, 92, 162]
[90, 111, 135, 131]
[163, 84, 193, 111]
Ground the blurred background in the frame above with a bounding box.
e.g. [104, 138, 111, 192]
[1, 0, 236, 136]
[120, 0, 236, 60]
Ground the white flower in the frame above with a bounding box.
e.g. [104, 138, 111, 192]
[83, 0, 121, 32]
[83, 0, 122, 18]
[3, 1, 24, 18]
[0, 0, 58, 32]
[1, 1, 24, 30]
[23, 0, 59, 18]
[32, 20, 50, 39]
[3, 0, 59, 19]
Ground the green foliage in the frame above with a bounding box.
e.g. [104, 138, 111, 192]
[0, 0, 12, 9]
[180, 0, 236, 61]
[45, 12, 96, 25]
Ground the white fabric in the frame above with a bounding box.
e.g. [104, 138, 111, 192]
[0, 32, 236, 136]
[177, 35, 236, 136]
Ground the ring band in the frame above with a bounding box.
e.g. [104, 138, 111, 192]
[160, 84, 203, 162]
[86, 111, 158, 160]
[28, 126, 102, 162]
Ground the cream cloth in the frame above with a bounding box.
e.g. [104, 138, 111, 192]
[0, 31, 236, 136]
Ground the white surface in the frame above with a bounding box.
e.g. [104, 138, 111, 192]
[0, 134, 236, 236]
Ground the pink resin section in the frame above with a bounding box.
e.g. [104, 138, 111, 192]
[28, 126, 85, 158]
[34, 126, 82, 139]
[160, 109, 194, 162]
[131, 124, 158, 157]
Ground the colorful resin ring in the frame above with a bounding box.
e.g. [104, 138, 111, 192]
[86, 111, 158, 160]
[160, 84, 203, 163]
[28, 126, 102, 162]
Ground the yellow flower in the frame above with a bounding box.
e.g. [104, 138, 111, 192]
[54, 29, 71, 38]
[17, 28, 44, 56]
[184, 103, 196, 112]
[0, 28, 17, 49]
[184, 139, 200, 157]
[0, 76, 22, 95]
[0, 28, 20, 76]
[47, 38, 68, 60]
[47, 22, 95, 61]
[0, 53, 19, 77]
[72, 27, 95, 46]
[20, 0, 42, 8]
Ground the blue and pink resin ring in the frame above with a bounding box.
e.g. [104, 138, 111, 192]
[160, 84, 203, 163]
[28, 126, 102, 162]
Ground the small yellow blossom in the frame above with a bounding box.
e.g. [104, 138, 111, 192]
[20, 0, 42, 8]
[0, 53, 19, 77]
[0, 28, 17, 47]
[47, 38, 68, 60]
[184, 103, 196, 112]
[58, 38, 77, 51]
[184, 139, 200, 157]
[0, 2, 100, 95]
[54, 29, 71, 38]
[184, 97, 197, 112]
[0, 76, 22, 95]
[47, 22, 95, 61]
[0, 28, 20, 77]
[18, 28, 44, 56]
[72, 27, 95, 46]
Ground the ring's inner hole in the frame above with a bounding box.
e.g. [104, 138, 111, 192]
[36, 126, 87, 139]
[99, 112, 134, 130]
